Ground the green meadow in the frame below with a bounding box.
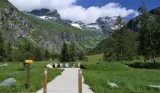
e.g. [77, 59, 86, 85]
[0, 61, 63, 93]
[82, 54, 160, 93]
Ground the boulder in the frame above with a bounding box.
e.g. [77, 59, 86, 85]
[46, 64, 53, 68]
[148, 85, 160, 90]
[107, 81, 118, 88]
[0, 63, 8, 67]
[0, 78, 17, 87]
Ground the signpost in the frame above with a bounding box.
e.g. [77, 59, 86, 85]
[24, 60, 33, 89]
[44, 69, 48, 93]
[78, 69, 82, 93]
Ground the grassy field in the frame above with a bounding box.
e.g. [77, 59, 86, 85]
[0, 61, 63, 93]
[82, 62, 160, 93]
[87, 54, 103, 62]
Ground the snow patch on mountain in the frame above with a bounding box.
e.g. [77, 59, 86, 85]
[71, 23, 82, 29]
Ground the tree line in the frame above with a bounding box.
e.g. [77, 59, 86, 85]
[0, 32, 86, 62]
[0, 36, 55, 62]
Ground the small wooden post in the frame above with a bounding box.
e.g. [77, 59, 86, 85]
[43, 69, 47, 93]
[25, 64, 30, 89]
[78, 69, 82, 93]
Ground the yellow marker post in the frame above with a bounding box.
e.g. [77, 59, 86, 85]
[24, 60, 33, 89]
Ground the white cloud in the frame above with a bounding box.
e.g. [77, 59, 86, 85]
[8, 0, 138, 24]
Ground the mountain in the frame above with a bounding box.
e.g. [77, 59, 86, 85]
[97, 16, 128, 35]
[0, 0, 103, 52]
[28, 8, 61, 20]
[28, 8, 128, 37]
[69, 16, 128, 36]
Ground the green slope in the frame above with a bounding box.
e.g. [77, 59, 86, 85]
[0, 0, 103, 52]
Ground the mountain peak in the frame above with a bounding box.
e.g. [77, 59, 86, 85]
[28, 8, 61, 20]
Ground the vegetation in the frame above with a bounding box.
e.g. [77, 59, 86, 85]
[82, 62, 160, 93]
[0, 61, 63, 93]
[138, 3, 160, 63]
[103, 16, 137, 62]
[59, 42, 86, 62]
[0, 32, 5, 61]
[70, 42, 77, 62]
[59, 42, 70, 62]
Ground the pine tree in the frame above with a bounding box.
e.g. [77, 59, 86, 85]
[138, 2, 157, 63]
[60, 42, 70, 62]
[0, 32, 5, 61]
[70, 42, 76, 62]
[103, 16, 137, 62]
[5, 41, 13, 61]
[114, 28, 137, 62]
[34, 48, 42, 61]
[78, 50, 85, 60]
[114, 16, 136, 62]
[44, 50, 50, 61]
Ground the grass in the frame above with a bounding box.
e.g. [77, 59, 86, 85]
[82, 62, 160, 93]
[87, 54, 103, 62]
[0, 61, 63, 93]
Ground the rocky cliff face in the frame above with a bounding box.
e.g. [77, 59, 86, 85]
[0, 7, 34, 45]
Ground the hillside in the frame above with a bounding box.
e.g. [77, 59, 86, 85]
[127, 7, 160, 31]
[0, 0, 103, 52]
[89, 7, 160, 54]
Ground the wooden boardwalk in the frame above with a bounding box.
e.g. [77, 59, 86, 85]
[37, 68, 94, 93]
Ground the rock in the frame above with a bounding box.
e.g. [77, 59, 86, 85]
[46, 64, 53, 68]
[148, 85, 160, 90]
[0, 63, 8, 67]
[0, 78, 17, 87]
[107, 81, 118, 88]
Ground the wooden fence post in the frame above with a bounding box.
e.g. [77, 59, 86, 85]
[44, 69, 47, 93]
[25, 64, 30, 89]
[78, 69, 82, 93]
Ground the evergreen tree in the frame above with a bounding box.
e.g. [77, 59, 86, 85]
[103, 36, 114, 62]
[44, 50, 50, 61]
[5, 41, 13, 61]
[138, 2, 158, 63]
[70, 42, 76, 62]
[78, 50, 85, 60]
[103, 16, 137, 62]
[50, 53, 55, 60]
[0, 32, 5, 61]
[34, 48, 42, 61]
[60, 42, 70, 62]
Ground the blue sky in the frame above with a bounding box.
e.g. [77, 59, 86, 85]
[76, 0, 160, 11]
[9, 0, 160, 23]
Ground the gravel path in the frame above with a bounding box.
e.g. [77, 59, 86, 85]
[37, 68, 94, 93]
